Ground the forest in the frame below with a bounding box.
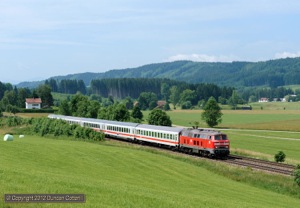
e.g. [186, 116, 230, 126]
[16, 57, 300, 89]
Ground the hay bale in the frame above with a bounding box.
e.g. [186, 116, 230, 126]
[4, 134, 14, 141]
[19, 135, 24, 138]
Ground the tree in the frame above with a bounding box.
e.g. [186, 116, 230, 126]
[294, 165, 300, 186]
[123, 97, 134, 110]
[201, 97, 223, 127]
[131, 106, 143, 120]
[148, 109, 172, 126]
[138, 92, 158, 110]
[86, 100, 100, 118]
[70, 93, 88, 115]
[274, 151, 286, 163]
[181, 101, 192, 109]
[169, 86, 180, 109]
[58, 100, 71, 116]
[179, 89, 197, 107]
[163, 102, 171, 111]
[228, 90, 239, 110]
[36, 84, 53, 108]
[161, 83, 170, 101]
[112, 103, 130, 121]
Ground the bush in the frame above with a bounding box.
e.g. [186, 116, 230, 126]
[294, 165, 300, 186]
[181, 101, 192, 109]
[274, 151, 286, 163]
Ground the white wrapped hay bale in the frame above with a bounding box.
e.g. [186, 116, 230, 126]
[4, 134, 14, 141]
[19, 135, 24, 138]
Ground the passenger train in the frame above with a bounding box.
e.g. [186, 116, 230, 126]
[48, 114, 230, 157]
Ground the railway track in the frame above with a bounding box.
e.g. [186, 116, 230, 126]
[223, 154, 295, 176]
[107, 138, 296, 176]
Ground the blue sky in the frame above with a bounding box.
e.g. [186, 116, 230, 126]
[1, 0, 300, 84]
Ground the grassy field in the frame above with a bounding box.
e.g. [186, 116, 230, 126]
[160, 109, 300, 131]
[1, 135, 300, 208]
[224, 129, 300, 163]
[142, 104, 300, 163]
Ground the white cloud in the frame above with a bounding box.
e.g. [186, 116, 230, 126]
[275, 52, 300, 59]
[166, 54, 239, 63]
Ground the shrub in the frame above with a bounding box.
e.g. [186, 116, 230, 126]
[294, 165, 300, 186]
[181, 101, 192, 109]
[274, 151, 286, 163]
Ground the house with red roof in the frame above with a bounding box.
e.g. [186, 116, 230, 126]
[25, 98, 42, 109]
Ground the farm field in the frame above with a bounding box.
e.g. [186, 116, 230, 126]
[224, 129, 300, 163]
[160, 108, 300, 163]
[162, 109, 300, 131]
[1, 135, 300, 208]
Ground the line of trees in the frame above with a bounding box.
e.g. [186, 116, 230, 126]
[45, 79, 86, 94]
[45, 78, 300, 106]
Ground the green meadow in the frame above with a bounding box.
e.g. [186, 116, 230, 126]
[1, 102, 300, 207]
[1, 135, 300, 208]
[158, 106, 300, 163]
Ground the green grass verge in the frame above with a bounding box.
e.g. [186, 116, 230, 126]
[223, 129, 300, 163]
[1, 135, 300, 208]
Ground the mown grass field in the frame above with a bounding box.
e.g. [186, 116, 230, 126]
[1, 135, 300, 208]
[149, 109, 300, 160]
[143, 103, 300, 163]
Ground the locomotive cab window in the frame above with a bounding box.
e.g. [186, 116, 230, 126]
[214, 135, 221, 140]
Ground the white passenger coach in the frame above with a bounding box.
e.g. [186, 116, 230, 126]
[48, 114, 183, 147]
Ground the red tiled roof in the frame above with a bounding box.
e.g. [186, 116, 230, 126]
[25, 98, 42, 104]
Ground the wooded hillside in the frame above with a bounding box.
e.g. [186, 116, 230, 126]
[16, 57, 300, 89]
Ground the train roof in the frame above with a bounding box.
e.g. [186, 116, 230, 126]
[48, 114, 139, 127]
[136, 124, 184, 133]
[183, 128, 224, 135]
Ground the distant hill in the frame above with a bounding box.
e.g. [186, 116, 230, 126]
[16, 57, 300, 89]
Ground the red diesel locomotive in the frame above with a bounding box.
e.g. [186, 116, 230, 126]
[180, 128, 230, 157]
[48, 114, 230, 157]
